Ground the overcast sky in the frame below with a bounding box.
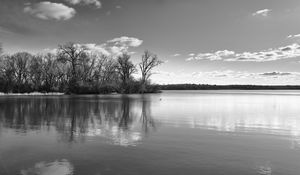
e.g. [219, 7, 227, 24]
[1, 0, 300, 85]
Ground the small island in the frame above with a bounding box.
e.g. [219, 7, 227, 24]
[0, 43, 162, 94]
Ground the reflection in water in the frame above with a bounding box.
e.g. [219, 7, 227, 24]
[157, 92, 300, 139]
[0, 92, 300, 144]
[0, 91, 300, 175]
[140, 98, 156, 135]
[0, 95, 157, 146]
[20, 159, 73, 175]
[257, 165, 272, 175]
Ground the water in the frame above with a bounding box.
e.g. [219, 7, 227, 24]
[0, 90, 300, 175]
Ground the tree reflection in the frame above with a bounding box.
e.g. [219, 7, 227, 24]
[0, 95, 158, 145]
[118, 97, 132, 130]
[140, 95, 156, 134]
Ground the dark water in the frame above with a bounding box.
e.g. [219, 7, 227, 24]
[0, 90, 300, 175]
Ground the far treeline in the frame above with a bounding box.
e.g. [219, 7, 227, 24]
[158, 84, 300, 90]
[0, 42, 163, 94]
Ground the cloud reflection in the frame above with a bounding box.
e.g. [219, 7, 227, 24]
[20, 159, 74, 175]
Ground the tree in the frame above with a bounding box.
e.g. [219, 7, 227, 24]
[93, 54, 118, 91]
[116, 53, 136, 93]
[0, 55, 16, 92]
[12, 52, 32, 92]
[78, 52, 97, 86]
[139, 50, 163, 93]
[57, 42, 87, 93]
[29, 55, 43, 91]
[42, 53, 61, 92]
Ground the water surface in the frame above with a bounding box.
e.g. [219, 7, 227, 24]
[0, 90, 300, 175]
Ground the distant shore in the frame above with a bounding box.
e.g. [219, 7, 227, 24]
[157, 84, 300, 90]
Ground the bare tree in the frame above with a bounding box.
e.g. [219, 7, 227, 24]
[78, 52, 97, 85]
[0, 55, 16, 92]
[116, 53, 136, 93]
[12, 52, 32, 92]
[93, 55, 117, 88]
[139, 50, 163, 93]
[57, 42, 87, 92]
[29, 55, 43, 91]
[42, 53, 61, 92]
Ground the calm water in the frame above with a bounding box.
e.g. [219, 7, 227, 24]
[0, 90, 300, 175]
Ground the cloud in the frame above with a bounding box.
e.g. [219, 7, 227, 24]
[186, 43, 300, 62]
[107, 36, 143, 47]
[151, 69, 300, 85]
[192, 70, 300, 79]
[24, 1, 76, 20]
[96, 36, 143, 56]
[81, 43, 110, 55]
[43, 36, 143, 56]
[173, 53, 181, 57]
[190, 70, 298, 81]
[252, 9, 271, 17]
[191, 70, 252, 79]
[259, 72, 293, 77]
[64, 0, 101, 8]
[287, 34, 300, 39]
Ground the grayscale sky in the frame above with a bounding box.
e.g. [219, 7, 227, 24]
[1, 0, 300, 85]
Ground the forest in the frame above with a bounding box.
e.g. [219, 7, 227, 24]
[0, 42, 162, 94]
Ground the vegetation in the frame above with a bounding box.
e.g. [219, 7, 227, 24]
[0, 42, 162, 94]
[139, 50, 163, 93]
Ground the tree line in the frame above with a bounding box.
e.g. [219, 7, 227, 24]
[0, 42, 162, 94]
[158, 84, 300, 90]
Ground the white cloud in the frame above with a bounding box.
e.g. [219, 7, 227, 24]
[96, 36, 143, 56]
[192, 70, 300, 80]
[24, 1, 76, 20]
[43, 36, 143, 57]
[173, 53, 181, 57]
[252, 9, 272, 17]
[152, 69, 300, 84]
[287, 34, 300, 39]
[81, 43, 110, 55]
[186, 43, 300, 62]
[64, 0, 101, 8]
[259, 72, 293, 76]
[107, 36, 143, 47]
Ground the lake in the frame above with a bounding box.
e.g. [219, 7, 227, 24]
[0, 90, 300, 175]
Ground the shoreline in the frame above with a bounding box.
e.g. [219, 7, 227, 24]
[1, 89, 300, 96]
[0, 92, 65, 96]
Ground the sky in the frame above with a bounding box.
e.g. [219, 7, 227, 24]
[1, 0, 300, 85]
